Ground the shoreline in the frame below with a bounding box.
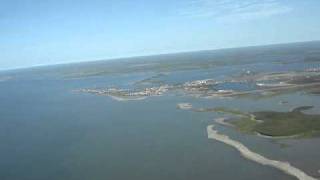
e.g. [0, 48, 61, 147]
[109, 95, 147, 101]
[215, 118, 233, 127]
[255, 132, 304, 139]
[214, 117, 303, 139]
[207, 125, 318, 180]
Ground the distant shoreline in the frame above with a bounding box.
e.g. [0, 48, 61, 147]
[2, 40, 319, 72]
[109, 95, 147, 101]
[207, 125, 318, 180]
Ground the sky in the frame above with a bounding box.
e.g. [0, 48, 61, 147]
[1, 0, 320, 70]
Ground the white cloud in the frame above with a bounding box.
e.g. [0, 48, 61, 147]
[178, 0, 293, 22]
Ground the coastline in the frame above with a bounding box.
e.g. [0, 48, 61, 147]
[215, 118, 233, 127]
[214, 117, 304, 139]
[207, 125, 318, 180]
[109, 95, 147, 101]
[255, 132, 304, 139]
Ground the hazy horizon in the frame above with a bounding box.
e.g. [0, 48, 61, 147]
[1, 40, 319, 72]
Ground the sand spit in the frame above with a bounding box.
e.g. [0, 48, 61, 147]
[215, 118, 233, 127]
[109, 95, 147, 101]
[177, 103, 193, 110]
[207, 125, 318, 180]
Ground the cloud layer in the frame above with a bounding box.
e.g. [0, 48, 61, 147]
[179, 0, 293, 22]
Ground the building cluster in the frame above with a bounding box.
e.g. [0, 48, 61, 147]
[183, 79, 216, 91]
[127, 85, 170, 96]
[80, 85, 170, 97]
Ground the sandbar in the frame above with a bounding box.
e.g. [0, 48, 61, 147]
[207, 125, 318, 180]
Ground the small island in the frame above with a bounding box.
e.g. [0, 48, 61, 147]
[236, 106, 320, 138]
[195, 106, 320, 138]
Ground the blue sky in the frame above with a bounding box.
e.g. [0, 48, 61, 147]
[1, 0, 320, 70]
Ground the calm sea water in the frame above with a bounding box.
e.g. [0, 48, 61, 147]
[0, 71, 296, 180]
[1, 42, 320, 180]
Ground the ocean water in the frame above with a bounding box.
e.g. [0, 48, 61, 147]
[0, 71, 297, 180]
[1, 42, 320, 180]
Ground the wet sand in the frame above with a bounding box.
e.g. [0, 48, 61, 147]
[207, 125, 318, 180]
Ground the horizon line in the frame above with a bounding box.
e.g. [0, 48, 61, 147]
[1, 39, 319, 72]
